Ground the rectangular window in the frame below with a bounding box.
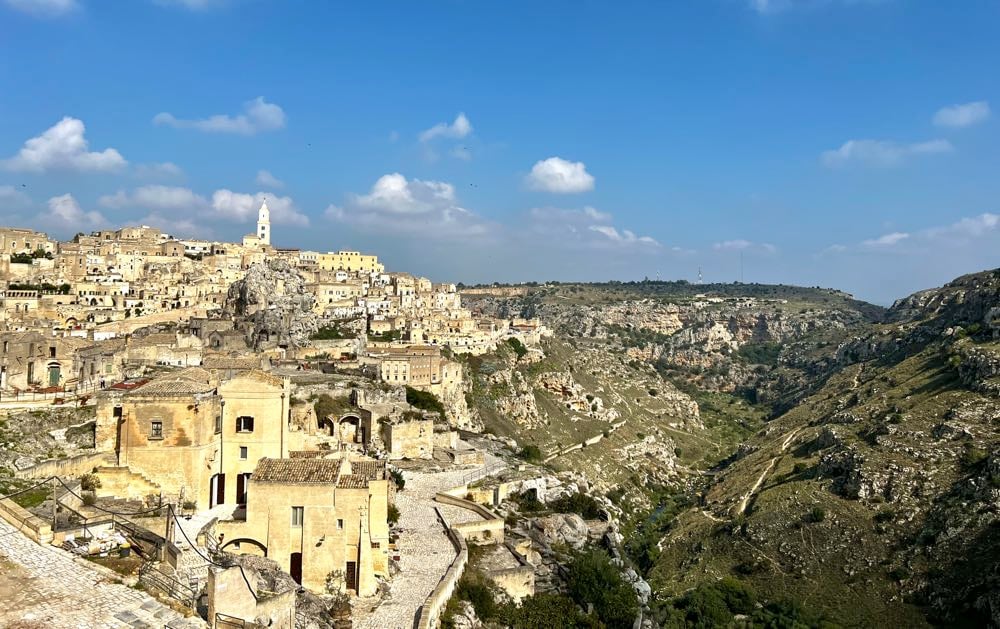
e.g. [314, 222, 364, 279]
[236, 416, 254, 433]
[239, 446, 248, 460]
[215, 414, 222, 434]
[337, 519, 344, 529]
[371, 542, 381, 549]
[291, 506, 304, 527]
[150, 421, 163, 439]
[49, 347, 56, 358]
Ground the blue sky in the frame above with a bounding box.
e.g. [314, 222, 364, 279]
[1, 0, 998, 304]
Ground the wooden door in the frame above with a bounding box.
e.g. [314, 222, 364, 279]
[290, 553, 302, 585]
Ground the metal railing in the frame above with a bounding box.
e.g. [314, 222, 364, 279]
[462, 461, 505, 486]
[215, 613, 247, 628]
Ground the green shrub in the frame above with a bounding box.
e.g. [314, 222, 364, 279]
[80, 473, 101, 492]
[550, 492, 602, 519]
[82, 493, 97, 506]
[387, 504, 400, 525]
[506, 337, 528, 359]
[313, 393, 353, 421]
[807, 506, 826, 523]
[389, 468, 405, 490]
[517, 444, 543, 463]
[567, 548, 638, 628]
[736, 342, 782, 366]
[455, 575, 499, 620]
[961, 445, 989, 469]
[500, 593, 599, 628]
[405, 386, 446, 418]
[310, 324, 355, 340]
[512, 490, 545, 513]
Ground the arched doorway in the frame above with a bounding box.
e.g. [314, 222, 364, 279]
[221, 538, 267, 557]
[339, 414, 364, 444]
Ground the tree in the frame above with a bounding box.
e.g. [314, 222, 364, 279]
[501, 593, 601, 629]
[567, 549, 638, 628]
[405, 386, 446, 418]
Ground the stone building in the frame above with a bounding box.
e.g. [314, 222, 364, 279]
[217, 455, 390, 595]
[93, 368, 293, 509]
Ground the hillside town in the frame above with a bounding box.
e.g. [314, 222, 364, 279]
[0, 207, 552, 629]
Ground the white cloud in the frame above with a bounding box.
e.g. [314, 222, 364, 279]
[419, 113, 472, 142]
[588, 225, 660, 247]
[862, 231, 910, 247]
[1, 117, 127, 173]
[925, 213, 999, 240]
[99, 185, 308, 227]
[100, 185, 208, 211]
[255, 169, 284, 188]
[153, 97, 286, 135]
[327, 173, 490, 238]
[353, 173, 458, 215]
[713, 239, 777, 254]
[933, 101, 991, 128]
[3, 0, 78, 17]
[821, 138, 953, 168]
[529, 206, 612, 224]
[526, 157, 595, 194]
[211, 190, 309, 226]
[137, 212, 212, 239]
[44, 193, 105, 230]
[134, 162, 183, 179]
[750, 0, 878, 14]
[527, 206, 660, 251]
[152, 0, 223, 8]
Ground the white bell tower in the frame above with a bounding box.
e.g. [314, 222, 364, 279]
[257, 199, 271, 245]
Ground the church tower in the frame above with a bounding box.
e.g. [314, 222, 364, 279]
[257, 200, 271, 245]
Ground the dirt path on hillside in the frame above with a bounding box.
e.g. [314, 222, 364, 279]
[733, 427, 803, 516]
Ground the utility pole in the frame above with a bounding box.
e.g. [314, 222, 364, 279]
[51, 477, 58, 530]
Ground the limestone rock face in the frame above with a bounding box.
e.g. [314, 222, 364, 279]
[225, 259, 319, 349]
[531, 513, 590, 549]
[450, 601, 483, 629]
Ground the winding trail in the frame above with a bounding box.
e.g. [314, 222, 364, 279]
[733, 427, 803, 516]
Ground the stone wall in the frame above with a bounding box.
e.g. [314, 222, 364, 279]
[14, 452, 115, 480]
[485, 566, 534, 603]
[0, 497, 53, 544]
[416, 508, 468, 629]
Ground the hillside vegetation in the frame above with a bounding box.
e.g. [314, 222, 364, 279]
[462, 272, 1000, 627]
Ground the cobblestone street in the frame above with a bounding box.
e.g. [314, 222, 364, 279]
[0, 519, 204, 628]
[352, 450, 503, 629]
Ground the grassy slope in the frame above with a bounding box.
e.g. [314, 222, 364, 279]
[650, 336, 999, 627]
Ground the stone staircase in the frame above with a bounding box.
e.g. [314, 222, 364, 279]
[112, 593, 205, 628]
[94, 466, 162, 501]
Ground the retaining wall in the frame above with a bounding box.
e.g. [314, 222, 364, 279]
[0, 497, 53, 544]
[415, 508, 468, 629]
[14, 452, 115, 480]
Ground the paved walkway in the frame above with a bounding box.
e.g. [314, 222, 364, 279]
[0, 519, 204, 628]
[353, 449, 503, 629]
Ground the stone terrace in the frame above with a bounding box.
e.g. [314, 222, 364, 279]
[0, 518, 204, 629]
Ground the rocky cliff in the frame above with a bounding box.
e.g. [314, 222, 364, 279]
[225, 259, 319, 350]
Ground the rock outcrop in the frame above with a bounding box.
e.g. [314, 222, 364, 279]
[225, 259, 319, 350]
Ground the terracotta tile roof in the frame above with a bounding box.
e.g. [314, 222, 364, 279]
[126, 367, 216, 396]
[337, 475, 371, 489]
[252, 458, 341, 484]
[289, 450, 324, 459]
[350, 460, 387, 481]
[252, 457, 386, 487]
[202, 355, 259, 370]
[127, 377, 216, 396]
